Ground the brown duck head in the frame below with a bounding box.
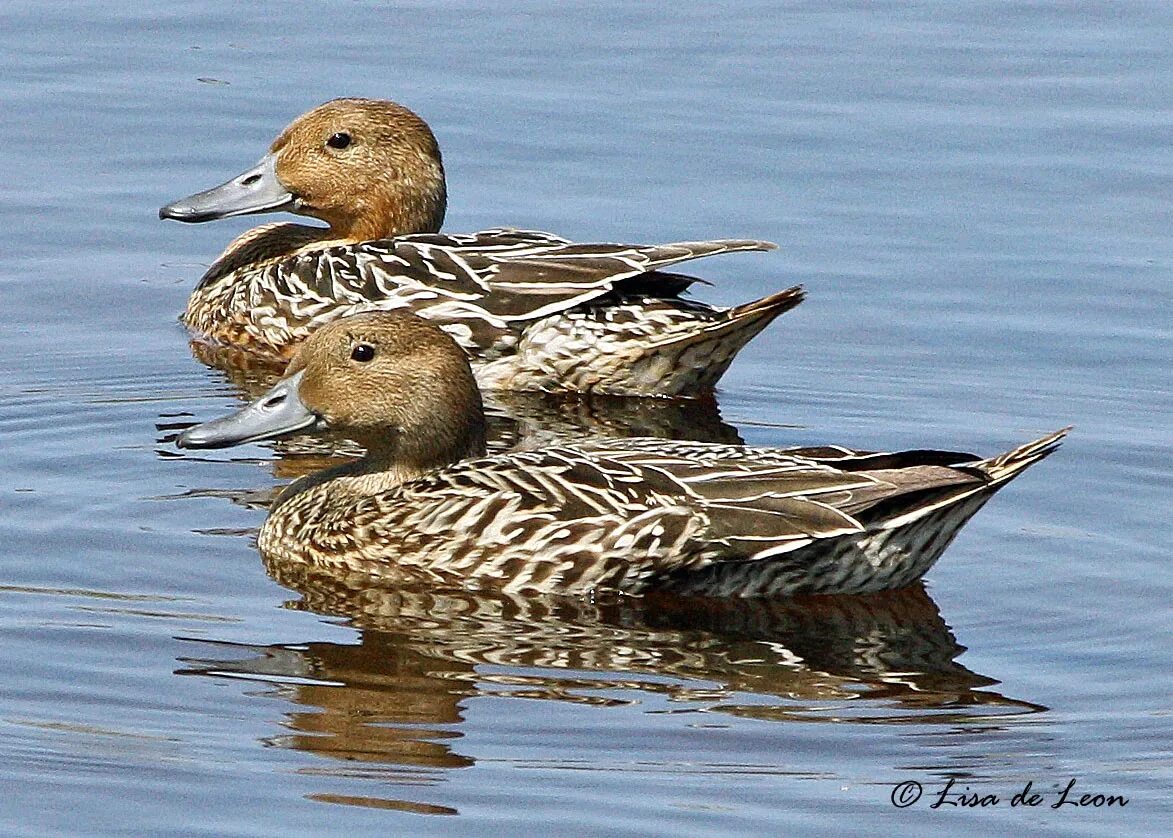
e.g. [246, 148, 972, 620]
[160, 98, 447, 241]
[178, 311, 487, 475]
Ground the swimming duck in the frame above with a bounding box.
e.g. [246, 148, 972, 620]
[160, 97, 802, 397]
[177, 311, 1068, 598]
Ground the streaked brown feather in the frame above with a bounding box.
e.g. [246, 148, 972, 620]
[259, 430, 1068, 597]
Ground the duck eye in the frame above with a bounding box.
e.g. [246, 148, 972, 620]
[351, 343, 375, 362]
[326, 132, 352, 150]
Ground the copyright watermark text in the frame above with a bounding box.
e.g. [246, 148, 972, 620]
[890, 778, 1128, 810]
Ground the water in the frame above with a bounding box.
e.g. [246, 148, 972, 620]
[1, 1, 1170, 834]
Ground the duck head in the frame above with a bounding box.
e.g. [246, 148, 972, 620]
[178, 311, 486, 473]
[160, 98, 448, 241]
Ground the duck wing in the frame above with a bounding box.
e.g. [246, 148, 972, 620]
[277, 432, 1066, 596]
[285, 228, 774, 328]
[574, 434, 1066, 559]
[351, 438, 989, 572]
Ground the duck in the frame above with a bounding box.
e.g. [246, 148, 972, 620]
[176, 310, 1068, 598]
[159, 97, 803, 397]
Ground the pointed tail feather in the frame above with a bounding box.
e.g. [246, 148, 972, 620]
[647, 285, 806, 351]
[646, 286, 806, 392]
[639, 240, 778, 270]
[975, 427, 1072, 484]
[727, 285, 807, 323]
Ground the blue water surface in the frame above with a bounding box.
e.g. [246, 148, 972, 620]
[0, 2, 1169, 835]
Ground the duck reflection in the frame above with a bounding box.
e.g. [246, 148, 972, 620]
[188, 338, 744, 457]
[176, 566, 1044, 804]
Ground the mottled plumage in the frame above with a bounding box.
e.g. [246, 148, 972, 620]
[161, 98, 800, 396]
[177, 311, 1068, 598]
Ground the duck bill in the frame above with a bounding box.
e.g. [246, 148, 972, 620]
[159, 153, 296, 223]
[177, 371, 321, 449]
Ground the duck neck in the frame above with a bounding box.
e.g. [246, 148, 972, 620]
[358, 404, 487, 484]
[361, 431, 480, 483]
[273, 412, 486, 514]
[329, 172, 447, 242]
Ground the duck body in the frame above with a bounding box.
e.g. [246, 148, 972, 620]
[257, 434, 1064, 597]
[163, 98, 800, 397]
[177, 311, 1068, 598]
[186, 225, 801, 395]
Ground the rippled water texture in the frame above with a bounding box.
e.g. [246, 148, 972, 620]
[0, 2, 1169, 835]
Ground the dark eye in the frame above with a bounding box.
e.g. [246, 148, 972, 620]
[327, 132, 352, 150]
[351, 343, 375, 362]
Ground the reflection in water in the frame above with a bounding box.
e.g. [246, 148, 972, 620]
[175, 342, 1048, 815]
[188, 338, 745, 453]
[189, 339, 288, 394]
[161, 397, 742, 493]
[484, 388, 744, 448]
[177, 563, 1045, 813]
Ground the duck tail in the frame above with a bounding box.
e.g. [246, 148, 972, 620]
[483, 285, 803, 397]
[974, 427, 1072, 484]
[650, 285, 805, 393]
[726, 285, 807, 326]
